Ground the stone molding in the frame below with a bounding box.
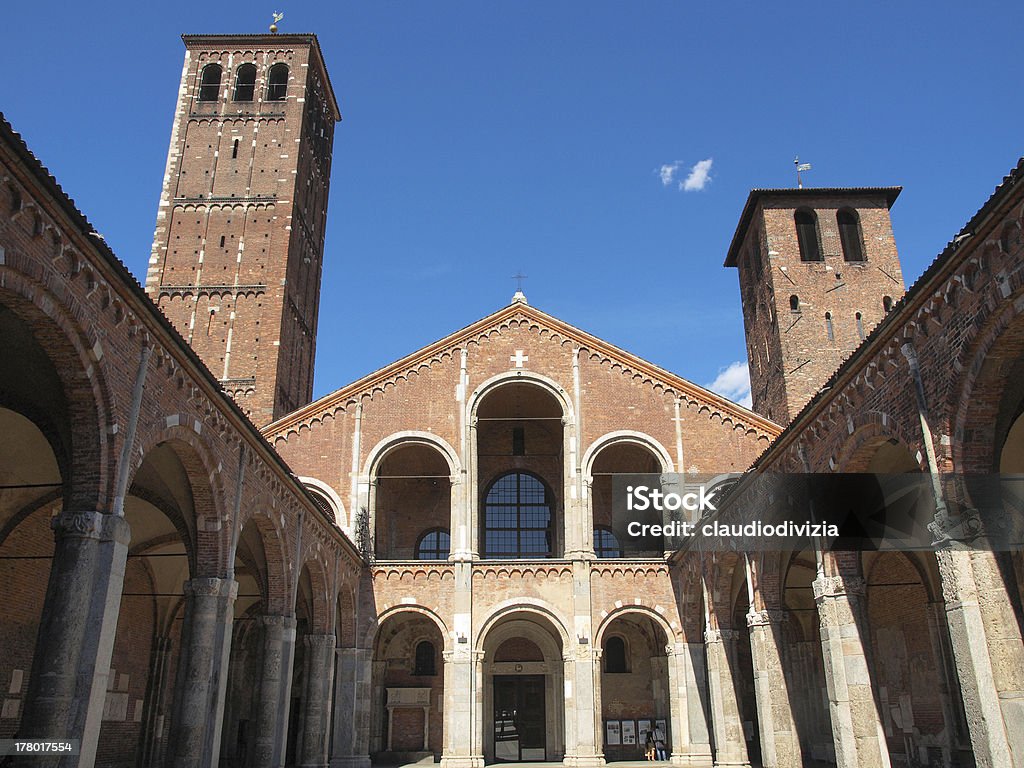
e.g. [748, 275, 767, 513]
[812, 575, 865, 601]
[183, 577, 238, 600]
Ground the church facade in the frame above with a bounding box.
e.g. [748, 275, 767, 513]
[0, 29, 1023, 768]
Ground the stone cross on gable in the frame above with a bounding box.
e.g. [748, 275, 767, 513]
[510, 350, 529, 368]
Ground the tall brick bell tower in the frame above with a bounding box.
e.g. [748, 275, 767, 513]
[725, 188, 905, 426]
[147, 33, 340, 425]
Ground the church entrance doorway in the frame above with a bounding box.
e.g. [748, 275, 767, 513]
[493, 674, 546, 761]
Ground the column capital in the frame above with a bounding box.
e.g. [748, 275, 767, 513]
[704, 628, 739, 644]
[257, 612, 293, 629]
[745, 608, 784, 627]
[52, 509, 130, 545]
[304, 632, 337, 651]
[812, 574, 865, 601]
[183, 576, 238, 599]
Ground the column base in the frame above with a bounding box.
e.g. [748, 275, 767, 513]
[670, 753, 713, 768]
[562, 755, 606, 767]
[439, 755, 485, 768]
[330, 757, 371, 768]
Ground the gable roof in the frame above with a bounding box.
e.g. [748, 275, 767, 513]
[263, 300, 782, 438]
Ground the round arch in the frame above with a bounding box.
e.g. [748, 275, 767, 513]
[367, 605, 451, 652]
[594, 605, 676, 648]
[299, 476, 348, 530]
[364, 431, 462, 479]
[468, 371, 574, 423]
[582, 430, 675, 479]
[475, 597, 572, 652]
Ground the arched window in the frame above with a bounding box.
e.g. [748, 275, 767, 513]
[267, 63, 289, 101]
[233, 63, 257, 101]
[416, 528, 451, 560]
[882, 295, 893, 313]
[198, 64, 223, 102]
[795, 209, 822, 262]
[413, 640, 436, 676]
[604, 635, 629, 673]
[825, 312, 834, 341]
[855, 311, 865, 340]
[483, 472, 552, 559]
[838, 208, 865, 262]
[593, 527, 622, 558]
[789, 294, 800, 312]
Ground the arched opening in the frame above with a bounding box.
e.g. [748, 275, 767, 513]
[285, 564, 316, 766]
[599, 613, 671, 762]
[477, 383, 565, 558]
[233, 63, 257, 101]
[371, 611, 445, 761]
[221, 515, 284, 765]
[590, 441, 663, 557]
[99, 441, 198, 765]
[267, 63, 289, 101]
[481, 612, 565, 762]
[729, 572, 761, 767]
[0, 409, 60, 741]
[864, 552, 965, 762]
[374, 443, 451, 560]
[781, 551, 833, 763]
[198, 64, 223, 102]
[415, 528, 450, 560]
[790, 295, 800, 312]
[795, 209, 822, 262]
[838, 208, 865, 262]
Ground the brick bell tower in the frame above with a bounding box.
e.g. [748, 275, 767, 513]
[146, 33, 340, 425]
[725, 187, 905, 426]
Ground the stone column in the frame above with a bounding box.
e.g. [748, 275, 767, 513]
[330, 647, 372, 768]
[746, 610, 798, 768]
[167, 577, 238, 768]
[563, 560, 602, 767]
[441, 647, 484, 768]
[299, 634, 337, 768]
[935, 547, 1017, 766]
[665, 641, 712, 766]
[812, 575, 890, 768]
[704, 628, 750, 768]
[253, 614, 291, 768]
[18, 510, 130, 768]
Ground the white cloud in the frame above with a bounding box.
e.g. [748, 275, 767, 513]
[681, 157, 713, 192]
[659, 162, 680, 187]
[706, 361, 752, 409]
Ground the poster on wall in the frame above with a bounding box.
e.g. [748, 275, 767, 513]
[621, 720, 636, 745]
[638, 719, 652, 741]
[606, 720, 621, 746]
[655, 719, 667, 736]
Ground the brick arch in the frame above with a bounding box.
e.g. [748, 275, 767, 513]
[468, 370, 575, 423]
[130, 423, 231, 576]
[951, 285, 1024, 475]
[475, 597, 572, 652]
[296, 554, 332, 634]
[363, 431, 462, 479]
[833, 416, 925, 473]
[237, 507, 290, 616]
[581, 430, 675, 478]
[704, 551, 747, 630]
[367, 605, 450, 651]
[594, 604, 677, 647]
[0, 276, 115, 511]
[335, 579, 357, 648]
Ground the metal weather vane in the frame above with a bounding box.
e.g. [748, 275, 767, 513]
[794, 156, 812, 188]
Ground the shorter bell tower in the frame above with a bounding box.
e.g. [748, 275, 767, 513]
[725, 187, 905, 426]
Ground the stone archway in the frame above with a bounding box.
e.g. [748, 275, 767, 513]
[479, 613, 566, 763]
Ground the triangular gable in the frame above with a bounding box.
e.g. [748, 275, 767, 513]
[263, 301, 781, 439]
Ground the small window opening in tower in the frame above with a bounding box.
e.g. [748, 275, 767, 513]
[219, 235, 225, 248]
[795, 209, 822, 262]
[883, 295, 893, 313]
[825, 312, 834, 341]
[231, 139, 239, 159]
[838, 208, 866, 262]
[198, 64, 222, 102]
[855, 312, 865, 340]
[790, 295, 800, 312]
[233, 63, 256, 102]
[267, 63, 289, 101]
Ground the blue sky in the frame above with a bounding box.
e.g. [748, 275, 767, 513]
[3, 2, 1022, 408]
